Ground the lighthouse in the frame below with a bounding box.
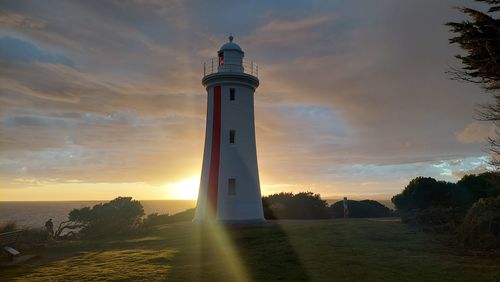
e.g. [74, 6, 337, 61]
[194, 36, 264, 223]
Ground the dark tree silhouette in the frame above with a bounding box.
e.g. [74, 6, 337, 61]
[391, 177, 455, 211]
[57, 197, 145, 238]
[393, 173, 500, 212]
[452, 172, 500, 207]
[447, 0, 500, 166]
[262, 192, 330, 219]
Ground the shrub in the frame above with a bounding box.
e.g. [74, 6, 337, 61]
[329, 200, 394, 218]
[392, 177, 454, 211]
[393, 173, 500, 213]
[400, 207, 466, 234]
[459, 197, 500, 250]
[0, 222, 17, 233]
[417, 207, 466, 233]
[60, 197, 145, 238]
[0, 222, 52, 251]
[166, 208, 195, 223]
[262, 192, 330, 219]
[452, 172, 500, 208]
[142, 208, 195, 228]
[142, 213, 171, 228]
[19, 228, 51, 246]
[393, 173, 500, 237]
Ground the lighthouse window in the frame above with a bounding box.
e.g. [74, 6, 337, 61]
[228, 178, 236, 195]
[229, 130, 236, 144]
[218, 52, 224, 65]
[230, 88, 235, 100]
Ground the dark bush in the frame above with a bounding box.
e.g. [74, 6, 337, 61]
[166, 208, 195, 222]
[400, 209, 420, 225]
[329, 200, 394, 218]
[393, 173, 500, 213]
[0, 227, 51, 260]
[451, 172, 500, 208]
[393, 174, 500, 235]
[392, 177, 455, 211]
[0, 223, 52, 252]
[143, 213, 170, 228]
[415, 207, 466, 233]
[0, 222, 17, 233]
[459, 197, 500, 250]
[64, 197, 145, 238]
[142, 208, 195, 228]
[262, 192, 330, 219]
[19, 228, 51, 246]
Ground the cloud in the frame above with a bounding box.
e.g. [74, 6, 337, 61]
[0, 111, 206, 184]
[0, 10, 45, 29]
[0, 36, 74, 66]
[0, 0, 494, 198]
[452, 158, 494, 179]
[0, 61, 206, 115]
[455, 122, 496, 144]
[249, 15, 332, 45]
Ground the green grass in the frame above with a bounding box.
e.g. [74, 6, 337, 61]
[2, 219, 500, 281]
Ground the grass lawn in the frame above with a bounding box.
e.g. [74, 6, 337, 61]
[1, 219, 500, 281]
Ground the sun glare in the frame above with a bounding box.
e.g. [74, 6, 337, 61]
[164, 176, 200, 200]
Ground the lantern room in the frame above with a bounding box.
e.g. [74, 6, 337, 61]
[217, 35, 244, 73]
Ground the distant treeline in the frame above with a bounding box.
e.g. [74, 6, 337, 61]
[262, 192, 394, 220]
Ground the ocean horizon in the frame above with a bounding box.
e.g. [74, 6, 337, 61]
[0, 200, 197, 229]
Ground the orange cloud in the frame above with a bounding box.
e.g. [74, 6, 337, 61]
[455, 122, 495, 144]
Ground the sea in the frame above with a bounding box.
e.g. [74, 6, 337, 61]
[0, 200, 196, 229]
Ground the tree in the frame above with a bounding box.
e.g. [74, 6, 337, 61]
[262, 192, 330, 219]
[56, 197, 145, 238]
[452, 172, 500, 207]
[447, 0, 500, 166]
[391, 177, 454, 211]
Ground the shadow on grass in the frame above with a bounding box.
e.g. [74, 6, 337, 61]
[167, 222, 309, 281]
[230, 222, 310, 281]
[1, 222, 309, 281]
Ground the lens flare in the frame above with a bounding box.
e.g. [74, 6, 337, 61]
[163, 176, 200, 200]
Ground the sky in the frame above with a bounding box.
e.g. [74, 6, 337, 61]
[0, 0, 496, 201]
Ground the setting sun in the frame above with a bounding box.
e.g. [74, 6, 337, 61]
[163, 176, 200, 200]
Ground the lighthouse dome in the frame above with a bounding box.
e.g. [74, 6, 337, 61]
[219, 35, 243, 53]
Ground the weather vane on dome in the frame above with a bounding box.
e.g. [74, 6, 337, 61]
[229, 34, 233, 42]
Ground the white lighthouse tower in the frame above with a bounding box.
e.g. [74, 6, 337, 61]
[194, 36, 264, 223]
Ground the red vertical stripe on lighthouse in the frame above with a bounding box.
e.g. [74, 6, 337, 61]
[207, 85, 221, 217]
